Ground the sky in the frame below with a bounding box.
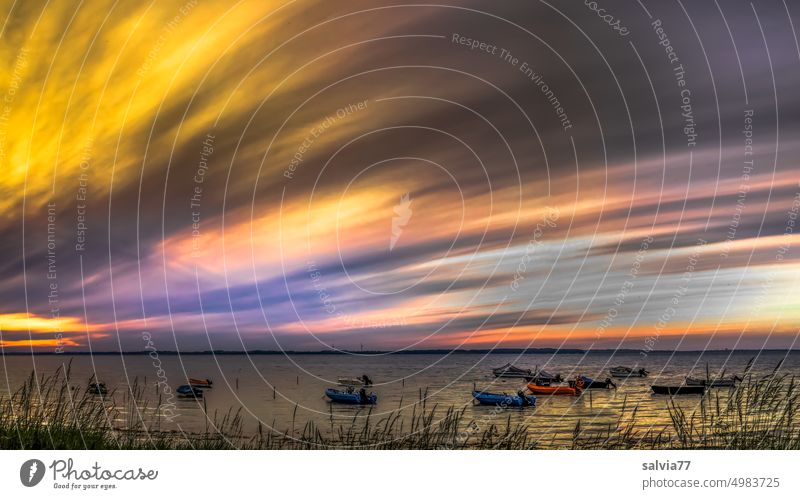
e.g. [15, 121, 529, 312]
[0, 0, 799, 353]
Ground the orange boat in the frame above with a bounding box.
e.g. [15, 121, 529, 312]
[527, 381, 582, 396]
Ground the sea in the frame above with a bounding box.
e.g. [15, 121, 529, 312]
[2, 350, 798, 448]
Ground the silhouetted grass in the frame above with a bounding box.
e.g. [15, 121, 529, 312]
[664, 367, 800, 449]
[0, 367, 534, 449]
[2, 364, 798, 449]
[571, 366, 800, 449]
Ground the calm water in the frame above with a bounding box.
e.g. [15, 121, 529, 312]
[2, 351, 798, 447]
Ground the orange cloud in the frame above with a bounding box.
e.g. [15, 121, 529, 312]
[0, 312, 108, 349]
[0, 338, 82, 348]
[0, 312, 96, 333]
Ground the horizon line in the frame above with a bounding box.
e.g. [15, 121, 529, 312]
[1, 348, 798, 356]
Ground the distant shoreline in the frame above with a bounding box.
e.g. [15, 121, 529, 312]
[1, 348, 797, 356]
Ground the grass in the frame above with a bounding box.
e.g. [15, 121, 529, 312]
[665, 369, 800, 449]
[571, 365, 800, 449]
[1, 363, 798, 449]
[0, 367, 533, 449]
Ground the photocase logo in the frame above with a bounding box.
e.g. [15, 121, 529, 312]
[20, 459, 45, 487]
[390, 193, 412, 251]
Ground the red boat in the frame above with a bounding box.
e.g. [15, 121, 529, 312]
[189, 378, 213, 388]
[527, 380, 582, 396]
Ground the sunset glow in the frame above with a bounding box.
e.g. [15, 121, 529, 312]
[2, 0, 799, 352]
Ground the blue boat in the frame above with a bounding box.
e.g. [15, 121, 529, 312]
[472, 390, 536, 407]
[325, 388, 377, 405]
[176, 384, 203, 397]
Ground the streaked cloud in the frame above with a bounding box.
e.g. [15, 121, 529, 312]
[1, 1, 799, 351]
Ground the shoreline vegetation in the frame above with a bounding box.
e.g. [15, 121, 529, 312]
[1, 364, 799, 450]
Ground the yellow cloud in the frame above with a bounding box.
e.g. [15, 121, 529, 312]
[0, 312, 93, 333]
[0, 0, 292, 214]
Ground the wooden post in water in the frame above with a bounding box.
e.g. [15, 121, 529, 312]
[273, 386, 276, 399]
[235, 377, 239, 391]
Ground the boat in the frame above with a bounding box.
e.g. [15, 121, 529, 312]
[651, 385, 706, 395]
[532, 369, 563, 384]
[472, 390, 536, 407]
[336, 374, 373, 386]
[87, 381, 108, 395]
[325, 388, 377, 405]
[189, 378, 213, 388]
[527, 382, 581, 396]
[685, 375, 742, 388]
[610, 366, 649, 378]
[569, 375, 615, 389]
[176, 384, 204, 397]
[492, 363, 534, 379]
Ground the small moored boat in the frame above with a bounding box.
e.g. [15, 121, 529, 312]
[325, 388, 377, 405]
[87, 381, 108, 395]
[492, 363, 534, 379]
[189, 378, 213, 388]
[651, 385, 706, 395]
[610, 366, 649, 378]
[685, 375, 741, 388]
[336, 374, 373, 386]
[527, 382, 581, 396]
[569, 376, 615, 389]
[472, 390, 536, 407]
[176, 384, 204, 397]
[533, 369, 563, 384]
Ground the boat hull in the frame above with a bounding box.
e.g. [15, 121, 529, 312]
[610, 367, 649, 378]
[87, 383, 108, 395]
[651, 385, 706, 395]
[494, 372, 534, 380]
[472, 391, 536, 407]
[176, 385, 203, 397]
[526, 383, 579, 396]
[569, 377, 615, 389]
[189, 378, 212, 388]
[535, 371, 563, 383]
[492, 363, 534, 379]
[337, 377, 372, 386]
[325, 388, 377, 405]
[685, 377, 738, 388]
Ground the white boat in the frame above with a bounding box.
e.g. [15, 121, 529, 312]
[610, 366, 649, 378]
[533, 369, 563, 384]
[491, 363, 533, 379]
[685, 375, 742, 388]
